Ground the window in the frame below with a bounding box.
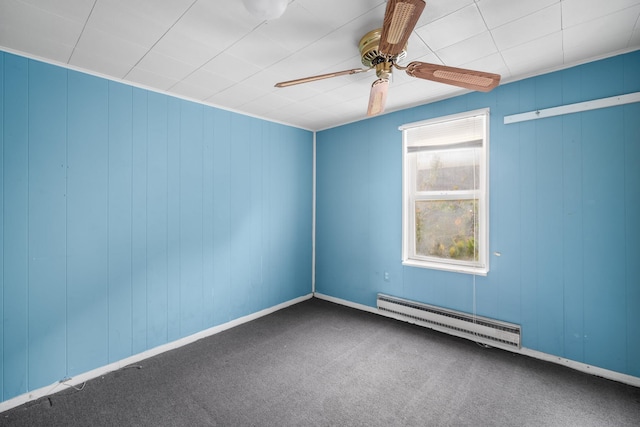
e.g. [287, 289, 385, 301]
[401, 109, 489, 275]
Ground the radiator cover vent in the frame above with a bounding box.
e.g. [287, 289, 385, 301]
[377, 294, 521, 349]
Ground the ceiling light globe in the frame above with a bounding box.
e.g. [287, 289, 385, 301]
[243, 0, 288, 21]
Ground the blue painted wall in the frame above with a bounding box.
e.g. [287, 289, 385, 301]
[316, 50, 640, 378]
[0, 51, 313, 402]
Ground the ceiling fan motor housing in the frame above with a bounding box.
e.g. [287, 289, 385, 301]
[359, 28, 406, 79]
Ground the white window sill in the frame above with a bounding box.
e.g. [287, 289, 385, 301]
[402, 259, 488, 276]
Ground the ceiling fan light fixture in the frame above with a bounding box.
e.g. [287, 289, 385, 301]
[243, 0, 288, 21]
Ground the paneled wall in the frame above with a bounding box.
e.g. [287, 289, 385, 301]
[316, 50, 640, 378]
[0, 51, 313, 402]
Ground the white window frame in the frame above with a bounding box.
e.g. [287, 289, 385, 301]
[401, 108, 490, 275]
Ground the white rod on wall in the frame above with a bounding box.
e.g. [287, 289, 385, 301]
[503, 92, 640, 124]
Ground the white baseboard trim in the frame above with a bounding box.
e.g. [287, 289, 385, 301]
[517, 348, 640, 388]
[0, 293, 313, 414]
[313, 292, 640, 388]
[314, 292, 379, 314]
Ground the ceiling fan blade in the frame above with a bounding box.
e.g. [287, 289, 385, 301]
[405, 62, 501, 92]
[367, 78, 389, 116]
[379, 0, 426, 58]
[275, 68, 371, 88]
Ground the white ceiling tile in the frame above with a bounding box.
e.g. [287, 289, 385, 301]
[101, 0, 194, 27]
[299, 109, 344, 129]
[225, 31, 292, 69]
[563, 6, 640, 63]
[296, 0, 385, 32]
[333, 97, 369, 114]
[241, 93, 295, 116]
[416, 0, 475, 26]
[0, 27, 75, 64]
[391, 68, 417, 85]
[171, 0, 259, 47]
[274, 83, 323, 103]
[336, 96, 371, 113]
[319, 105, 359, 125]
[390, 79, 458, 106]
[179, 68, 236, 94]
[267, 53, 332, 83]
[169, 80, 216, 101]
[403, 32, 435, 63]
[436, 31, 498, 66]
[275, 99, 320, 117]
[132, 51, 194, 81]
[0, 0, 83, 61]
[562, 0, 640, 28]
[206, 80, 272, 109]
[0, 34, 75, 64]
[271, 59, 315, 81]
[70, 27, 147, 78]
[152, 29, 222, 68]
[300, 18, 380, 70]
[293, 113, 339, 131]
[415, 4, 488, 51]
[631, 28, 640, 45]
[287, 37, 358, 74]
[307, 104, 361, 127]
[125, 67, 179, 91]
[17, 0, 95, 23]
[316, 99, 359, 118]
[201, 52, 262, 83]
[265, 109, 306, 127]
[241, 71, 284, 95]
[327, 79, 372, 101]
[477, 0, 560, 29]
[205, 91, 245, 110]
[460, 52, 512, 81]
[501, 31, 564, 76]
[70, 49, 133, 79]
[256, 3, 333, 52]
[85, 1, 169, 49]
[411, 51, 444, 66]
[303, 91, 357, 110]
[334, 4, 396, 52]
[491, 4, 561, 51]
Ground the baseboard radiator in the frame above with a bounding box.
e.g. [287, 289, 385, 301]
[377, 294, 521, 349]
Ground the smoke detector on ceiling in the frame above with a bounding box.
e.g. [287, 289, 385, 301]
[243, 0, 288, 21]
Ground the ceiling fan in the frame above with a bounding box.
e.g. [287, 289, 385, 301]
[274, 0, 501, 116]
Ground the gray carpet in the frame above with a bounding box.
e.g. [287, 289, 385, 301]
[2, 297, 639, 426]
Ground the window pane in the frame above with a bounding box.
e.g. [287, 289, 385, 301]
[415, 199, 478, 261]
[414, 148, 479, 192]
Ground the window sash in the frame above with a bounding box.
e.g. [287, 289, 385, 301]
[414, 191, 479, 199]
